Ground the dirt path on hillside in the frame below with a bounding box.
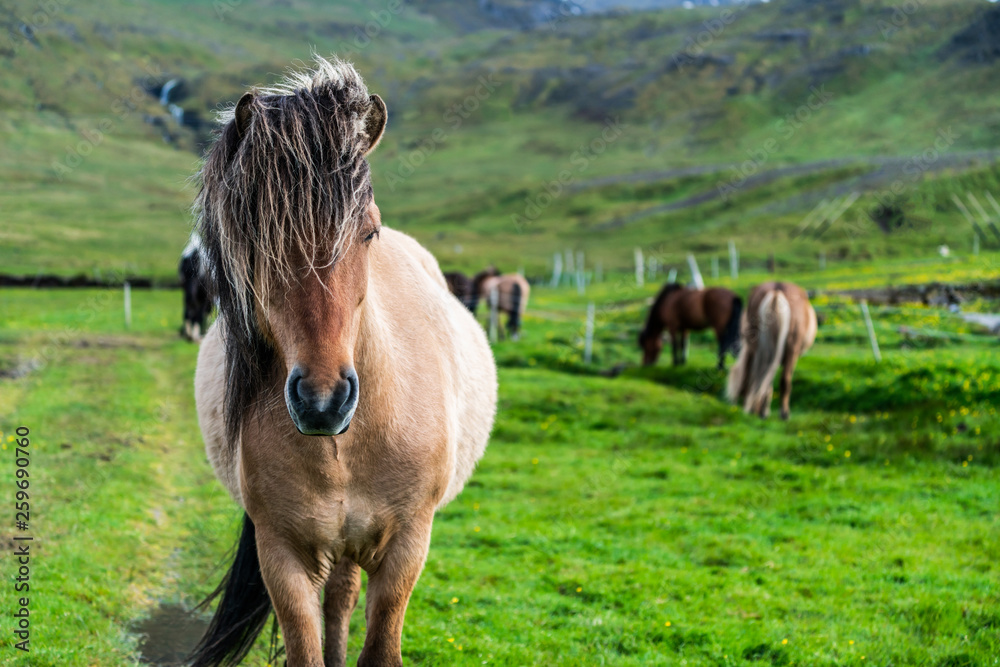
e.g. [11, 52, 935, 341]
[588, 149, 1000, 230]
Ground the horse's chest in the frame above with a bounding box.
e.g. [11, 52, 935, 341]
[241, 425, 447, 563]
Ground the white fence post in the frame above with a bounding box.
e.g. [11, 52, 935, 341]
[728, 240, 738, 280]
[124, 281, 132, 330]
[687, 254, 705, 289]
[667, 268, 677, 284]
[860, 300, 881, 363]
[634, 247, 644, 287]
[551, 252, 562, 288]
[584, 302, 595, 364]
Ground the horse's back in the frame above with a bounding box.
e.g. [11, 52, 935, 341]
[374, 228, 497, 507]
[391, 229, 449, 290]
[749, 282, 815, 354]
[479, 274, 529, 314]
[701, 287, 738, 330]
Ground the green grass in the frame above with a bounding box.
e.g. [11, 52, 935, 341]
[1, 284, 997, 666]
[2, 0, 1000, 663]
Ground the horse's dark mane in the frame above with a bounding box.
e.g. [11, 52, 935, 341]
[471, 266, 500, 292]
[194, 57, 379, 446]
[469, 267, 501, 313]
[640, 282, 683, 339]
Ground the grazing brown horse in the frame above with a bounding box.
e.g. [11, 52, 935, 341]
[471, 268, 529, 340]
[443, 270, 475, 311]
[189, 58, 497, 667]
[726, 281, 817, 420]
[639, 283, 743, 370]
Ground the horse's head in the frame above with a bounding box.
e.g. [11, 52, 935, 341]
[198, 58, 387, 439]
[638, 282, 682, 366]
[267, 199, 382, 437]
[638, 330, 662, 366]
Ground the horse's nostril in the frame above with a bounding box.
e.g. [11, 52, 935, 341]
[326, 370, 357, 414]
[287, 367, 307, 405]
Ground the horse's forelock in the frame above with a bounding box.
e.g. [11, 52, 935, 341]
[194, 55, 376, 446]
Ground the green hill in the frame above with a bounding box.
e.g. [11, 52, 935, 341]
[2, 0, 1000, 280]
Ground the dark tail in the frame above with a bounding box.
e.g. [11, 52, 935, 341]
[508, 282, 522, 337]
[188, 513, 272, 667]
[721, 296, 743, 356]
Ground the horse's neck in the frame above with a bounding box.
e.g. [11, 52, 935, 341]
[643, 300, 666, 337]
[355, 298, 390, 381]
[352, 285, 402, 412]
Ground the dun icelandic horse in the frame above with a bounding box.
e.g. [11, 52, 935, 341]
[179, 233, 214, 342]
[726, 281, 817, 420]
[188, 58, 497, 667]
[471, 268, 529, 340]
[638, 283, 743, 370]
[443, 271, 475, 311]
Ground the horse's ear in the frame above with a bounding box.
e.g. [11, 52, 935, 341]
[363, 94, 387, 156]
[234, 92, 254, 141]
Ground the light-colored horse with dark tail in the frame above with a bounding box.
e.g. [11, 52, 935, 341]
[471, 268, 529, 340]
[726, 281, 817, 420]
[188, 57, 497, 667]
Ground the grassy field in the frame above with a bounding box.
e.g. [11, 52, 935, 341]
[1, 275, 997, 666]
[2, 0, 999, 664]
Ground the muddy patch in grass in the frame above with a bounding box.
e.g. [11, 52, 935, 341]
[134, 604, 208, 666]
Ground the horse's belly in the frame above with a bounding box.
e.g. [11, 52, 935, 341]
[194, 322, 243, 506]
[438, 297, 498, 507]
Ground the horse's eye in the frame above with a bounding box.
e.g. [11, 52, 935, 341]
[363, 228, 380, 243]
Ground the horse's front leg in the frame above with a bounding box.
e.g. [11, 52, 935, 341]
[324, 558, 361, 667]
[256, 529, 326, 667]
[358, 520, 433, 667]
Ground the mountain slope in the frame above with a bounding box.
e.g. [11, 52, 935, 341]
[2, 0, 999, 279]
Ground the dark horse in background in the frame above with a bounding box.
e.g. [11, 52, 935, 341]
[639, 283, 742, 370]
[471, 267, 529, 340]
[179, 233, 214, 342]
[443, 271, 475, 311]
